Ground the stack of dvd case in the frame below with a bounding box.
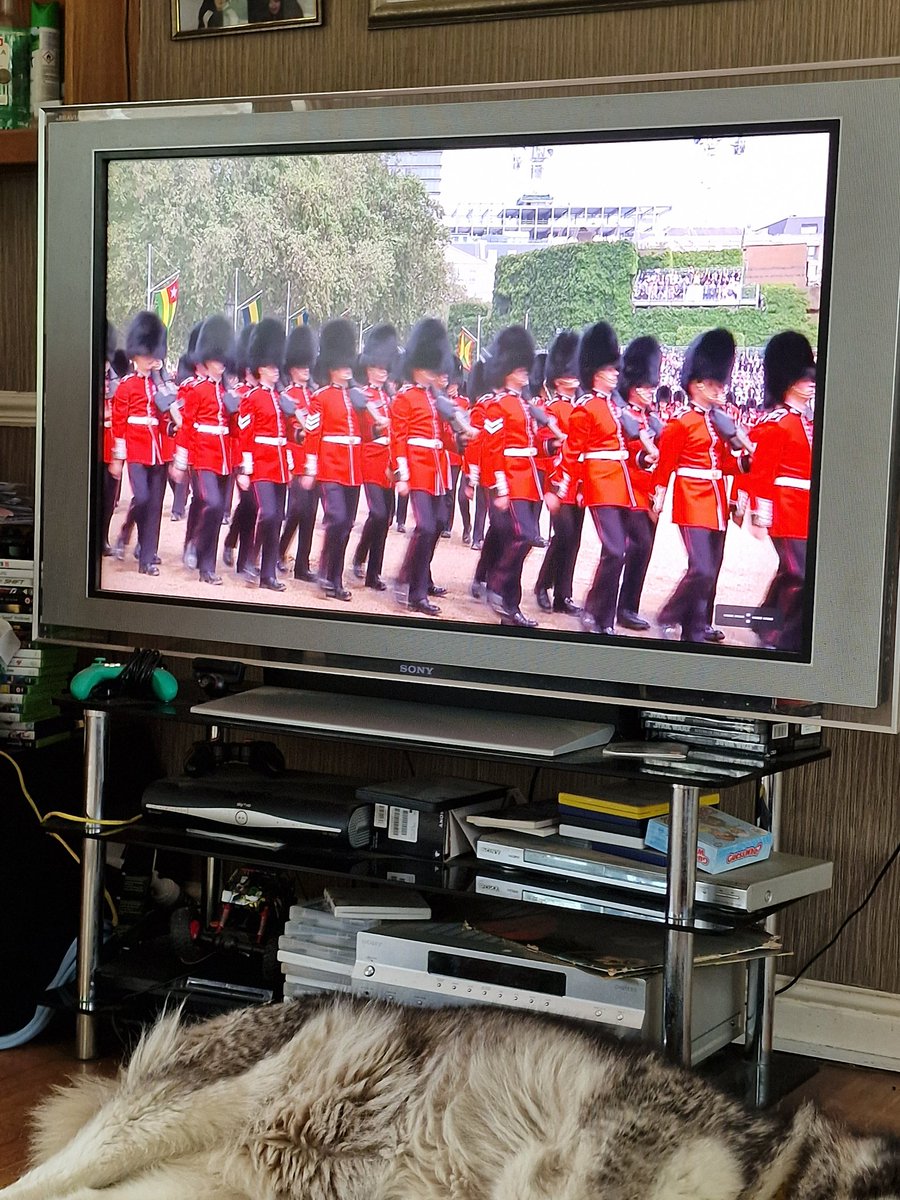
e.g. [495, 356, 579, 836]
[640, 710, 822, 769]
[278, 900, 378, 1000]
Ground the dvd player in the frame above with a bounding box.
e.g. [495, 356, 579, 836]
[475, 831, 833, 912]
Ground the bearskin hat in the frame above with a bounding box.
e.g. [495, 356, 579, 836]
[175, 321, 203, 384]
[656, 384, 672, 405]
[195, 315, 234, 368]
[448, 354, 465, 387]
[680, 328, 736, 391]
[106, 321, 118, 362]
[763, 331, 816, 410]
[110, 349, 130, 379]
[619, 336, 662, 401]
[125, 311, 167, 362]
[284, 324, 317, 371]
[545, 329, 579, 386]
[483, 325, 536, 390]
[234, 323, 254, 379]
[247, 318, 286, 375]
[467, 358, 488, 402]
[358, 323, 398, 372]
[313, 318, 357, 383]
[528, 352, 547, 401]
[577, 321, 620, 392]
[402, 318, 452, 382]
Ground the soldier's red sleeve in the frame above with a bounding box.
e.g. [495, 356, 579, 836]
[481, 396, 506, 496]
[110, 376, 131, 461]
[303, 390, 323, 478]
[237, 390, 255, 476]
[747, 420, 782, 528]
[464, 402, 486, 486]
[553, 404, 590, 502]
[173, 380, 199, 471]
[389, 390, 411, 484]
[652, 416, 688, 511]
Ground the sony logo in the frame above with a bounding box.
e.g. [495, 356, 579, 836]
[398, 663, 436, 676]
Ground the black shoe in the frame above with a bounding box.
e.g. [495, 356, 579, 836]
[102, 542, 113, 557]
[200, 572, 223, 586]
[462, 530, 471, 545]
[223, 545, 235, 568]
[410, 599, 441, 616]
[241, 566, 260, 584]
[393, 583, 409, 607]
[183, 543, 198, 570]
[499, 607, 538, 628]
[366, 577, 387, 591]
[221, 514, 230, 526]
[323, 584, 351, 601]
[114, 539, 126, 561]
[294, 568, 318, 583]
[171, 513, 183, 523]
[580, 612, 600, 634]
[486, 589, 505, 615]
[704, 625, 726, 643]
[396, 524, 406, 534]
[553, 597, 582, 615]
[470, 580, 486, 601]
[276, 559, 290, 574]
[428, 585, 448, 597]
[471, 540, 483, 551]
[532, 536, 549, 548]
[138, 563, 159, 577]
[133, 543, 140, 560]
[617, 609, 651, 631]
[439, 529, 451, 539]
[660, 624, 679, 640]
[352, 562, 365, 581]
[260, 576, 287, 592]
[534, 588, 552, 612]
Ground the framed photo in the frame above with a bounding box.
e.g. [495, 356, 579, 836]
[369, 0, 703, 24]
[173, 0, 322, 39]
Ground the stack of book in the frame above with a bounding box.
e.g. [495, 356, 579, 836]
[557, 786, 720, 868]
[0, 642, 80, 751]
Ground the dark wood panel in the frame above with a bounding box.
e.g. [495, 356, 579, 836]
[64, 0, 138, 106]
[0, 426, 35, 491]
[0, 170, 37, 393]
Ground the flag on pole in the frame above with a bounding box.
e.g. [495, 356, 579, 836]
[456, 327, 476, 372]
[152, 273, 180, 329]
[237, 290, 263, 326]
[288, 307, 309, 328]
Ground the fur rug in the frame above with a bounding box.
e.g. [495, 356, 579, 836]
[1, 994, 898, 1200]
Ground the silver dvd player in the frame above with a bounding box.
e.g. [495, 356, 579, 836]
[351, 922, 743, 1063]
[475, 831, 833, 912]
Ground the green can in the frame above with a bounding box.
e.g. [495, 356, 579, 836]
[0, 26, 30, 129]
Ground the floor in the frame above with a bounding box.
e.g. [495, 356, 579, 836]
[1, 1032, 898, 1188]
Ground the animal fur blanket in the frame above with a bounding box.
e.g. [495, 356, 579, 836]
[2, 994, 898, 1199]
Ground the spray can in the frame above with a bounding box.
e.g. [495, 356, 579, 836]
[29, 0, 59, 117]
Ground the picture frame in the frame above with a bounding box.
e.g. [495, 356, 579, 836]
[369, 0, 708, 24]
[172, 0, 322, 40]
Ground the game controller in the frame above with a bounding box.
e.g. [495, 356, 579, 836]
[70, 656, 179, 702]
[183, 739, 286, 779]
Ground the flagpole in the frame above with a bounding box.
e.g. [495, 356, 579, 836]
[146, 244, 153, 311]
[285, 280, 291, 333]
[233, 268, 239, 332]
[476, 314, 483, 356]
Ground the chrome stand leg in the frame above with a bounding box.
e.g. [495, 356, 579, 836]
[663, 783, 700, 1065]
[75, 709, 109, 1060]
[746, 771, 784, 1106]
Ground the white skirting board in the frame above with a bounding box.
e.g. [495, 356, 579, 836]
[773, 977, 900, 1072]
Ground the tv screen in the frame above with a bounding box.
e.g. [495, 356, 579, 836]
[36, 82, 900, 725]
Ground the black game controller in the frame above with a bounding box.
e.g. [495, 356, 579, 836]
[183, 739, 286, 778]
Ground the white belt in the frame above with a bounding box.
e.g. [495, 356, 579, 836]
[774, 476, 810, 490]
[255, 435, 287, 446]
[504, 447, 538, 457]
[584, 449, 628, 461]
[677, 466, 722, 480]
[323, 434, 361, 445]
[103, 420, 111, 428]
[408, 437, 442, 449]
[127, 416, 159, 426]
[372, 436, 390, 446]
[195, 423, 229, 435]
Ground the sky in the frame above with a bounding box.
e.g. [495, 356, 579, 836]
[435, 132, 832, 232]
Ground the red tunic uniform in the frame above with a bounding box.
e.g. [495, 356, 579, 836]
[303, 384, 362, 487]
[238, 384, 293, 485]
[173, 376, 231, 476]
[390, 384, 454, 495]
[283, 382, 313, 478]
[481, 389, 543, 501]
[544, 393, 580, 506]
[623, 402, 660, 513]
[111, 372, 165, 466]
[560, 391, 635, 509]
[463, 393, 492, 488]
[747, 406, 812, 539]
[359, 383, 393, 488]
[653, 404, 733, 531]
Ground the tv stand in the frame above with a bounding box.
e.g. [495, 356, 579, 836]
[192, 686, 616, 758]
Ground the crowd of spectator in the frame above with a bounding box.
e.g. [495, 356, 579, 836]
[658, 346, 765, 414]
[633, 267, 744, 305]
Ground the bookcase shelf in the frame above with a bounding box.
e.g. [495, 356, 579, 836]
[0, 127, 37, 167]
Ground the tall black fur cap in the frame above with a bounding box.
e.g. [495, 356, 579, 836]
[578, 321, 620, 392]
[483, 324, 536, 390]
[195, 315, 234, 368]
[359, 323, 399, 372]
[125, 311, 167, 361]
[528, 352, 547, 400]
[680, 328, 736, 390]
[763, 330, 816, 410]
[234, 323, 254, 378]
[546, 329, 579, 386]
[467, 358, 488, 401]
[284, 324, 318, 371]
[176, 321, 204, 383]
[314, 318, 357, 383]
[247, 318, 286, 375]
[619, 336, 662, 400]
[106, 321, 117, 362]
[402, 318, 452, 381]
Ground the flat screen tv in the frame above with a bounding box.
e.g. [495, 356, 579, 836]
[34, 79, 900, 730]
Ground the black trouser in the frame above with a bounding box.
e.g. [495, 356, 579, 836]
[101, 467, 120, 550]
[319, 482, 360, 590]
[453, 465, 472, 538]
[769, 537, 807, 653]
[584, 507, 630, 630]
[170, 472, 190, 520]
[395, 491, 409, 529]
[280, 478, 320, 577]
[535, 503, 584, 602]
[488, 498, 540, 612]
[252, 480, 287, 584]
[617, 508, 657, 618]
[474, 510, 502, 585]
[440, 464, 467, 538]
[193, 470, 229, 576]
[401, 490, 445, 604]
[226, 476, 259, 573]
[127, 463, 167, 570]
[473, 485, 490, 544]
[354, 483, 394, 584]
[659, 525, 727, 643]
